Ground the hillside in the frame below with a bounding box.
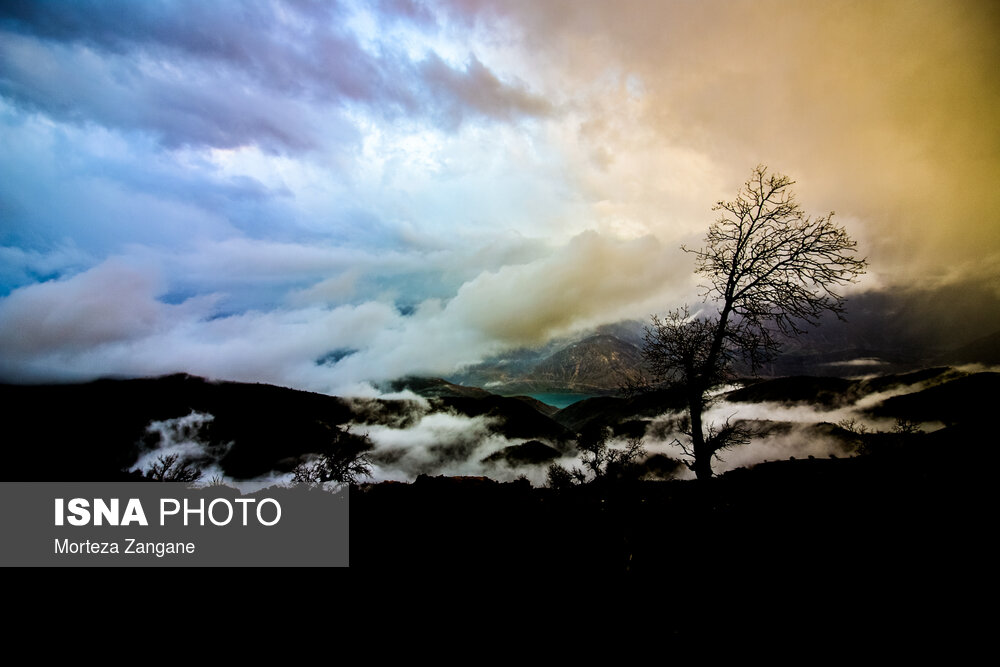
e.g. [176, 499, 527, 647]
[521, 334, 644, 393]
[869, 372, 1000, 425]
[452, 333, 644, 396]
[448, 314, 1000, 399]
[0, 374, 361, 481]
[552, 386, 687, 435]
[1, 371, 979, 574]
[936, 329, 1000, 366]
[350, 446, 981, 577]
[3, 363, 992, 485]
[386, 376, 495, 400]
[723, 376, 856, 408]
[0, 373, 572, 482]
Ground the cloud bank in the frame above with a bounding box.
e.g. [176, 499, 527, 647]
[2, 0, 997, 392]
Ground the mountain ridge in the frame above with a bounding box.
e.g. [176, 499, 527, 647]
[451, 333, 644, 396]
[449, 317, 1000, 397]
[1, 363, 991, 485]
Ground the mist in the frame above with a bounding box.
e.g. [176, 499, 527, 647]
[641, 371, 959, 478]
[128, 392, 566, 489]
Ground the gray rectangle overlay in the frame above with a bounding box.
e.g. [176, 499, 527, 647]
[0, 482, 349, 567]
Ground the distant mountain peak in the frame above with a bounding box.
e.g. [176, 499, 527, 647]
[451, 332, 644, 395]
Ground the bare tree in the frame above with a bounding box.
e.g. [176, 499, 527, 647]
[142, 453, 203, 483]
[644, 165, 867, 479]
[547, 426, 647, 489]
[577, 426, 646, 482]
[291, 425, 374, 488]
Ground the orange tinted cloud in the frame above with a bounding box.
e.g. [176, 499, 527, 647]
[447, 0, 1000, 283]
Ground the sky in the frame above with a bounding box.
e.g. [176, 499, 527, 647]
[1, 0, 998, 394]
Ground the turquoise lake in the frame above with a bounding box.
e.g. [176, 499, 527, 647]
[522, 393, 596, 409]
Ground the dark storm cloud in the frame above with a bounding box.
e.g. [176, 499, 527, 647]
[0, 0, 551, 151]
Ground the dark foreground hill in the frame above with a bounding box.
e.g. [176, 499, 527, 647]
[720, 367, 966, 408]
[6, 364, 992, 483]
[869, 372, 1000, 425]
[350, 442, 987, 576]
[351, 368, 992, 576]
[0, 373, 573, 482]
[1, 374, 361, 480]
[2, 369, 990, 577]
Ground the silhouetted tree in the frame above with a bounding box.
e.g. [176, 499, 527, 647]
[142, 453, 203, 483]
[546, 463, 580, 490]
[547, 426, 646, 488]
[291, 425, 374, 487]
[644, 165, 867, 479]
[838, 417, 923, 457]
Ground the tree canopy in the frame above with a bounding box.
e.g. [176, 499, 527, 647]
[644, 165, 867, 479]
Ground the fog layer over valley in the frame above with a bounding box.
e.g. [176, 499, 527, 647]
[4, 362, 994, 487]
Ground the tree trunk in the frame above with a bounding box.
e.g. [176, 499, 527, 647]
[688, 390, 713, 481]
[689, 301, 733, 481]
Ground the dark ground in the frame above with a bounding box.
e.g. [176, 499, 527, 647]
[349, 442, 987, 578]
[2, 373, 989, 582]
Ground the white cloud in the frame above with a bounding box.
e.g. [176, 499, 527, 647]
[0, 229, 697, 393]
[357, 410, 546, 483]
[443, 230, 693, 344]
[3, 0, 996, 398]
[0, 259, 183, 355]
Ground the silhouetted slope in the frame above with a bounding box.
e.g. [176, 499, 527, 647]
[3, 369, 987, 577]
[723, 376, 855, 407]
[553, 386, 687, 435]
[6, 365, 992, 486]
[389, 376, 562, 417]
[482, 440, 561, 465]
[386, 376, 494, 399]
[937, 330, 1000, 366]
[1, 373, 581, 481]
[351, 451, 977, 577]
[508, 395, 561, 417]
[553, 396, 625, 433]
[869, 372, 1000, 425]
[853, 367, 958, 394]
[1, 373, 577, 481]
[436, 395, 570, 442]
[0, 374, 359, 480]
[721, 367, 962, 407]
